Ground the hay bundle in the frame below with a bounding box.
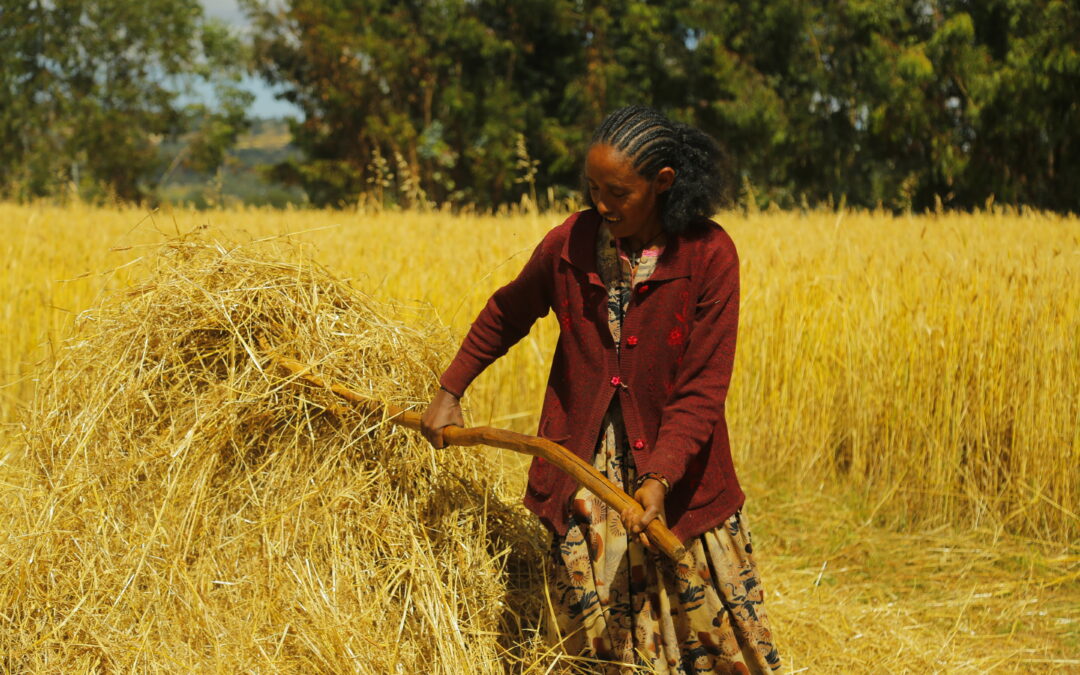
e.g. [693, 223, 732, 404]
[3, 237, 546, 672]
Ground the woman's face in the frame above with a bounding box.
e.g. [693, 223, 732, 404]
[585, 143, 674, 247]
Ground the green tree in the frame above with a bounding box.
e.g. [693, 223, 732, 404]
[246, 0, 780, 208]
[245, 0, 1080, 212]
[959, 0, 1080, 211]
[777, 0, 1080, 211]
[0, 0, 250, 201]
[245, 0, 586, 207]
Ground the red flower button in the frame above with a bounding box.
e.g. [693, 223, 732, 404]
[626, 335, 638, 347]
[610, 376, 621, 387]
[633, 439, 646, 450]
[668, 326, 684, 346]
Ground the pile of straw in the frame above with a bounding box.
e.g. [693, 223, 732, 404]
[3, 237, 546, 672]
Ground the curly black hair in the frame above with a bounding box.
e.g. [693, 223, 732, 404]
[584, 105, 726, 234]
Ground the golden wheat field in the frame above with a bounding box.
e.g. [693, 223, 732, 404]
[0, 201, 1077, 673]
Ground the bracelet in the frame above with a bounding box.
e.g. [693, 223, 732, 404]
[635, 472, 670, 493]
[439, 385, 462, 399]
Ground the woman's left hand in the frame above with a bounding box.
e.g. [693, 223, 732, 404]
[621, 478, 668, 551]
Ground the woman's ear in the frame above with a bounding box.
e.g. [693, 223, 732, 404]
[655, 166, 676, 194]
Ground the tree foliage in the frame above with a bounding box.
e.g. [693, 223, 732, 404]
[3, 1, 1076, 211]
[0, 0, 251, 201]
[243, 0, 1080, 212]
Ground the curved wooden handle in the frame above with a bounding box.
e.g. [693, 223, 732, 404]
[405, 414, 686, 562]
[264, 346, 687, 561]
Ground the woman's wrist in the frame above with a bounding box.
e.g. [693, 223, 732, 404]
[439, 384, 462, 400]
[635, 472, 670, 494]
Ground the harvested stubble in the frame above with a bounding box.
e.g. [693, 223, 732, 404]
[2, 237, 550, 672]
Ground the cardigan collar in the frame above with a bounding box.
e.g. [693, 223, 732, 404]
[561, 209, 694, 284]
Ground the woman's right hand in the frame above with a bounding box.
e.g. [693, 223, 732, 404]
[420, 387, 465, 449]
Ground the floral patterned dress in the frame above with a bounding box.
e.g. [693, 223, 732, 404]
[548, 227, 783, 674]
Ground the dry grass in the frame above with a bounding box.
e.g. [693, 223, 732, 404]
[730, 208, 1079, 544]
[1, 236, 549, 672]
[751, 483, 1079, 672]
[0, 202, 1076, 672]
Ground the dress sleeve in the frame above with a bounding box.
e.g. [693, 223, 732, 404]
[637, 233, 739, 487]
[439, 232, 557, 397]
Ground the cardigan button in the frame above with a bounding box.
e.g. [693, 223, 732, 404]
[610, 376, 621, 387]
[633, 439, 646, 450]
[626, 335, 638, 347]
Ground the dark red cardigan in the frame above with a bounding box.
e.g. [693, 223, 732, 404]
[441, 209, 745, 542]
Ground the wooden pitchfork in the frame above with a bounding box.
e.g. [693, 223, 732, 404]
[264, 346, 687, 561]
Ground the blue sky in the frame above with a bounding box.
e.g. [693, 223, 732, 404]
[201, 0, 247, 24]
[200, 0, 300, 119]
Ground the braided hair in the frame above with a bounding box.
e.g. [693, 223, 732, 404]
[586, 105, 725, 234]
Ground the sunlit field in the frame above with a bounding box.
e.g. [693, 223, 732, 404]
[0, 201, 1076, 672]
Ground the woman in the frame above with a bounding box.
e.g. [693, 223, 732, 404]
[421, 105, 782, 674]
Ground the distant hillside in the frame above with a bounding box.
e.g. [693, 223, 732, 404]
[156, 117, 307, 208]
[235, 118, 294, 152]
